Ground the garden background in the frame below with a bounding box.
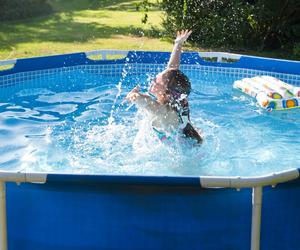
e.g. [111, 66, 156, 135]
[0, 0, 299, 60]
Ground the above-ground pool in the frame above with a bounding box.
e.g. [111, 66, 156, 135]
[0, 50, 300, 250]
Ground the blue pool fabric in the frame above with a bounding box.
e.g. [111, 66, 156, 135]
[5, 174, 300, 250]
[6, 175, 251, 250]
[260, 178, 300, 250]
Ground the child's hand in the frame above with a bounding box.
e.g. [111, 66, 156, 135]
[125, 85, 140, 102]
[175, 30, 192, 45]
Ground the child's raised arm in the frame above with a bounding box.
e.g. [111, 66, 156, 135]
[167, 30, 192, 70]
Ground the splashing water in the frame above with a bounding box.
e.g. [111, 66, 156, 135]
[0, 68, 300, 177]
[107, 65, 128, 126]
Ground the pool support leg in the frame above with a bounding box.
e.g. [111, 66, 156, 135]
[251, 186, 262, 250]
[0, 182, 7, 250]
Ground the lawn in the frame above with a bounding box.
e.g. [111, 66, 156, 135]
[0, 0, 297, 61]
[0, 0, 176, 60]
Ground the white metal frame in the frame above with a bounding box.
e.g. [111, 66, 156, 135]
[0, 182, 7, 250]
[200, 169, 299, 250]
[0, 59, 16, 68]
[0, 172, 47, 250]
[251, 186, 262, 250]
[198, 51, 242, 62]
[85, 50, 128, 60]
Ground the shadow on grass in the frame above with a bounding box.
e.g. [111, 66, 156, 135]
[0, 0, 163, 51]
[0, 12, 163, 51]
[52, 0, 146, 12]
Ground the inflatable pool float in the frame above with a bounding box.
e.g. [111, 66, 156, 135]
[233, 75, 300, 111]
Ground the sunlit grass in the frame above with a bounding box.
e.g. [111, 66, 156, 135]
[0, 0, 296, 60]
[0, 0, 173, 60]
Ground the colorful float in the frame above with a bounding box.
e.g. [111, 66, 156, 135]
[233, 75, 300, 111]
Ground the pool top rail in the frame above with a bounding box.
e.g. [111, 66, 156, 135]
[1, 50, 300, 76]
[0, 168, 298, 188]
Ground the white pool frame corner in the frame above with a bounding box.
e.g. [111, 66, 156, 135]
[0, 172, 47, 250]
[200, 169, 300, 250]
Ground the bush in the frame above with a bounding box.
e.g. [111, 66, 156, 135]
[160, 0, 255, 48]
[251, 0, 300, 50]
[159, 0, 300, 52]
[294, 42, 300, 58]
[0, 0, 52, 21]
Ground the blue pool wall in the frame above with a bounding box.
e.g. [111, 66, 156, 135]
[5, 173, 300, 250]
[1, 51, 300, 77]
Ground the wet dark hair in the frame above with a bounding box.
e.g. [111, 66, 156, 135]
[165, 69, 191, 96]
[164, 69, 203, 144]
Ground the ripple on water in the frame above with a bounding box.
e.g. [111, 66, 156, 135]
[16, 88, 55, 97]
[0, 71, 300, 176]
[35, 104, 78, 115]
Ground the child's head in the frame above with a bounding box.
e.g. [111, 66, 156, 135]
[149, 69, 191, 104]
[164, 69, 191, 99]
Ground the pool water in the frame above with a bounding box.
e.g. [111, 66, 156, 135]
[0, 67, 300, 176]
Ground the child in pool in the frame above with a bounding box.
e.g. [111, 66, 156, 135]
[125, 30, 203, 144]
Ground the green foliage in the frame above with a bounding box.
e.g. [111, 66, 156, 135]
[136, 0, 157, 24]
[160, 0, 255, 48]
[251, 0, 300, 50]
[294, 42, 300, 57]
[158, 0, 300, 53]
[0, 0, 52, 21]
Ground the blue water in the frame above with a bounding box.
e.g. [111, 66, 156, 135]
[0, 68, 300, 176]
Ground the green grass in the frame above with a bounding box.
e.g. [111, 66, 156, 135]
[0, 0, 174, 60]
[0, 0, 297, 60]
